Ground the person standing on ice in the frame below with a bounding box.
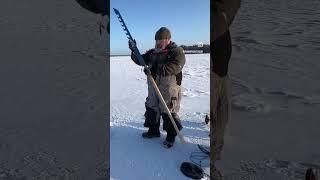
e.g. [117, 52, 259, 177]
[209, 0, 241, 179]
[129, 27, 185, 148]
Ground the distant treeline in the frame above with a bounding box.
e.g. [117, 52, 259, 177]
[180, 44, 210, 53]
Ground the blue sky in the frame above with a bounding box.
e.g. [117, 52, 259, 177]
[110, 0, 210, 55]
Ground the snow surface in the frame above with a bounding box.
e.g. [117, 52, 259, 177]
[110, 54, 210, 180]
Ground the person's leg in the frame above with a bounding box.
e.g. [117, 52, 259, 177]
[210, 73, 231, 179]
[142, 106, 160, 138]
[159, 76, 182, 148]
[213, 75, 231, 160]
[161, 112, 182, 147]
[142, 78, 161, 138]
[210, 72, 219, 172]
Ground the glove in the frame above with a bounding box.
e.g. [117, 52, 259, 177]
[143, 66, 151, 75]
[128, 39, 136, 52]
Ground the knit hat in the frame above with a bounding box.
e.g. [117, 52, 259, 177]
[155, 27, 171, 40]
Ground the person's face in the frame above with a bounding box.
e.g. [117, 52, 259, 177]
[155, 39, 171, 50]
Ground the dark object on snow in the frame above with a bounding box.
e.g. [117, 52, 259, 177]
[306, 168, 319, 180]
[180, 162, 204, 179]
[75, 0, 109, 16]
[205, 114, 210, 124]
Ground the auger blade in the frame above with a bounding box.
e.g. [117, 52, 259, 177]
[113, 8, 146, 66]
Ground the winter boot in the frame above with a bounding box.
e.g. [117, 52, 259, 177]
[142, 127, 160, 138]
[163, 140, 174, 148]
[162, 113, 182, 148]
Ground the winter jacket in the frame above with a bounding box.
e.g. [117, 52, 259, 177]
[131, 41, 185, 85]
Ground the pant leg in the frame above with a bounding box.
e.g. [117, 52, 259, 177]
[144, 78, 160, 129]
[157, 76, 182, 142]
[158, 75, 181, 114]
[210, 72, 231, 164]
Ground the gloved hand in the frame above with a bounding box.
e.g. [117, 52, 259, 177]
[128, 39, 136, 52]
[143, 66, 151, 75]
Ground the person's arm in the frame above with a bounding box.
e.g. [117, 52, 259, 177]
[160, 47, 185, 76]
[129, 40, 151, 66]
[130, 51, 141, 65]
[131, 50, 151, 66]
